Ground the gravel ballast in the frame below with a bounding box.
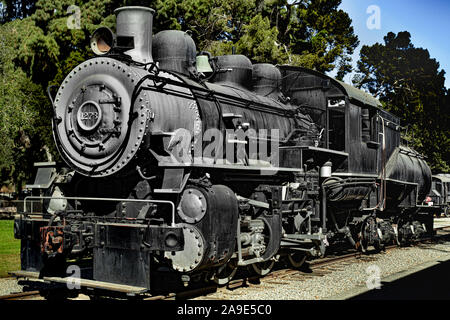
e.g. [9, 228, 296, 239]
[0, 277, 26, 296]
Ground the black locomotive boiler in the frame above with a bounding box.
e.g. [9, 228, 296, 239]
[13, 6, 434, 296]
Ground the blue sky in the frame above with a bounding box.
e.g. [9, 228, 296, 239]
[330, 0, 450, 89]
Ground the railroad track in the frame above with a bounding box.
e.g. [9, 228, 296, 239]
[3, 225, 450, 301]
[0, 291, 41, 301]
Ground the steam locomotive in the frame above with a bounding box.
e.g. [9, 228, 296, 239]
[13, 6, 434, 297]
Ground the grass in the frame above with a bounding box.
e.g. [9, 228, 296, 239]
[0, 220, 20, 277]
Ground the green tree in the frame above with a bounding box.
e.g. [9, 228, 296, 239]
[0, 19, 48, 191]
[0, 0, 37, 23]
[353, 31, 449, 172]
[0, 0, 119, 190]
[235, 15, 287, 64]
[262, 0, 359, 78]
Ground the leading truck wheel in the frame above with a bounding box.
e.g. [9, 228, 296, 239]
[213, 260, 238, 286]
[287, 252, 307, 269]
[250, 259, 275, 276]
[359, 216, 382, 253]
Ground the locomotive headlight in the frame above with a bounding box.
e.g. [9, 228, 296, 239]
[90, 27, 115, 56]
[165, 232, 179, 248]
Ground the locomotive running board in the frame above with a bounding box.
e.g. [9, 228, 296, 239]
[9, 270, 148, 294]
[158, 162, 303, 173]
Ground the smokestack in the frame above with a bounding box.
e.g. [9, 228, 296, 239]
[114, 6, 154, 63]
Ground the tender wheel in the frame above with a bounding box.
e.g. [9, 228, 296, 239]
[360, 237, 368, 253]
[393, 219, 402, 246]
[286, 252, 307, 269]
[213, 260, 238, 286]
[250, 259, 275, 276]
[359, 216, 381, 253]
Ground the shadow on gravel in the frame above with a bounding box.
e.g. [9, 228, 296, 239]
[350, 258, 450, 300]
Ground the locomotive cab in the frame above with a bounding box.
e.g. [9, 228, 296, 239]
[278, 66, 399, 174]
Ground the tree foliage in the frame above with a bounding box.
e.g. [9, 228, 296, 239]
[353, 31, 449, 172]
[0, 0, 36, 22]
[0, 19, 48, 191]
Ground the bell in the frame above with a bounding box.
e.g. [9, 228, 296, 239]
[196, 55, 213, 73]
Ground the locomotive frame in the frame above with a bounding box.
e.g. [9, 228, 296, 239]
[11, 6, 434, 299]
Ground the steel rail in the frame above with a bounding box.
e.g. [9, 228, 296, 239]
[0, 290, 40, 301]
